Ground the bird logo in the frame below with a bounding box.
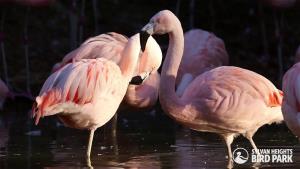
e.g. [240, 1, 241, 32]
[233, 148, 249, 164]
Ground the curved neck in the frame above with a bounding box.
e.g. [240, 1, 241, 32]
[119, 34, 141, 80]
[159, 19, 185, 115]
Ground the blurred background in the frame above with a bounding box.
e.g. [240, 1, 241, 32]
[0, 0, 300, 168]
[0, 0, 300, 93]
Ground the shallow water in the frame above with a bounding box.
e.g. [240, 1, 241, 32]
[1, 110, 300, 169]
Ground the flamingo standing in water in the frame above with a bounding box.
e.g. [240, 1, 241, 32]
[32, 33, 158, 160]
[52, 32, 162, 111]
[176, 29, 229, 97]
[140, 10, 283, 164]
[281, 46, 300, 138]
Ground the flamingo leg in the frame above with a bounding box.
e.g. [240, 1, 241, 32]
[87, 129, 95, 158]
[222, 133, 234, 159]
[111, 113, 117, 138]
[222, 133, 235, 169]
[248, 136, 260, 156]
[86, 157, 94, 169]
[111, 114, 118, 155]
[246, 132, 261, 167]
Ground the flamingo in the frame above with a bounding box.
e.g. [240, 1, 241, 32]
[32, 33, 159, 161]
[52, 32, 162, 111]
[0, 79, 9, 109]
[176, 29, 229, 97]
[140, 10, 283, 164]
[281, 46, 300, 138]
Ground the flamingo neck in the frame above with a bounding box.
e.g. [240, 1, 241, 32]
[159, 19, 185, 116]
[119, 34, 141, 81]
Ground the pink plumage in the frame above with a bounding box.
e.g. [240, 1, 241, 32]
[33, 33, 144, 157]
[176, 29, 229, 96]
[282, 62, 300, 138]
[52, 32, 162, 111]
[33, 58, 126, 128]
[141, 10, 284, 164]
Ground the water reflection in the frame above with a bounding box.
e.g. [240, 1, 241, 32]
[1, 111, 300, 169]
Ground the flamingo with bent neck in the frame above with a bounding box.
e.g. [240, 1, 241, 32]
[140, 10, 283, 163]
[52, 32, 162, 111]
[32, 33, 150, 162]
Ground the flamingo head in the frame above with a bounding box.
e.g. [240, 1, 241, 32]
[140, 10, 180, 50]
[130, 35, 162, 85]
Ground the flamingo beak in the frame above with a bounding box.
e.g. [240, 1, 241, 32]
[129, 70, 152, 85]
[129, 76, 144, 85]
[140, 23, 154, 52]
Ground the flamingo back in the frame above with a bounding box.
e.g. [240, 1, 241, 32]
[33, 58, 125, 125]
[52, 32, 128, 72]
[181, 66, 283, 133]
[177, 29, 229, 85]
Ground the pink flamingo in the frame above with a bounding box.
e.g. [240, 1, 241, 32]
[140, 10, 283, 164]
[52, 32, 162, 111]
[32, 33, 159, 161]
[281, 46, 300, 138]
[176, 29, 229, 97]
[0, 79, 9, 109]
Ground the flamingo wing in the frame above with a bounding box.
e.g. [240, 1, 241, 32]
[181, 66, 283, 131]
[34, 58, 123, 125]
[53, 32, 128, 72]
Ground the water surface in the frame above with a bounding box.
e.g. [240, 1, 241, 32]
[0, 110, 300, 169]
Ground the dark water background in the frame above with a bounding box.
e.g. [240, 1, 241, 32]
[1, 0, 300, 168]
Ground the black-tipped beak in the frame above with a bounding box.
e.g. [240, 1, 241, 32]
[129, 75, 144, 85]
[140, 23, 154, 52]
